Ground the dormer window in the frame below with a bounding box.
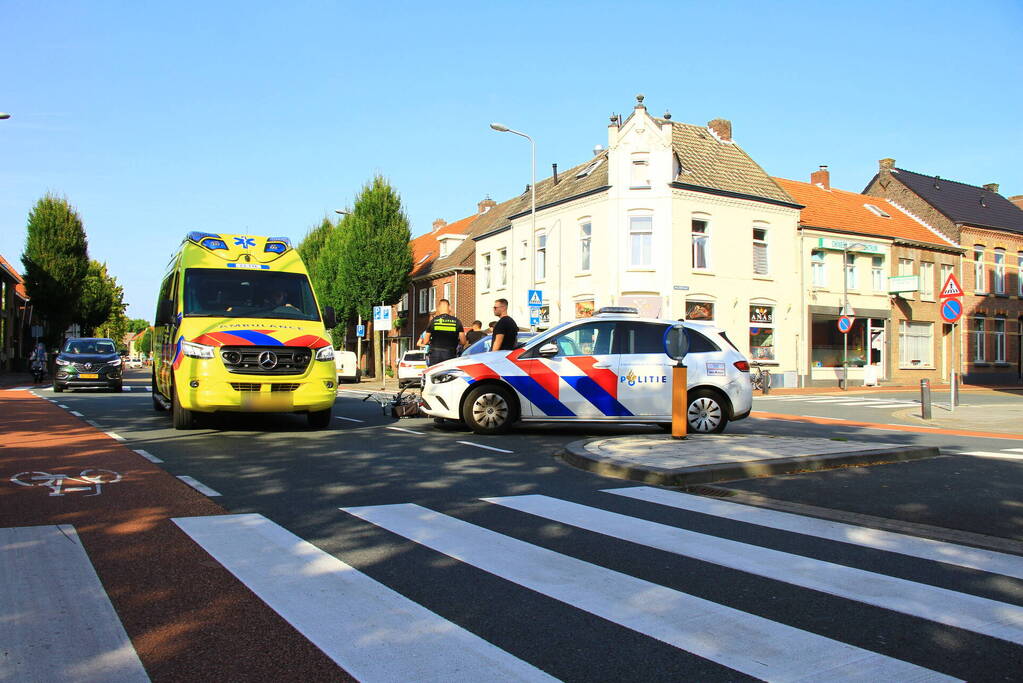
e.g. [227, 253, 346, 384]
[863, 204, 891, 218]
[577, 158, 604, 178]
[416, 252, 432, 265]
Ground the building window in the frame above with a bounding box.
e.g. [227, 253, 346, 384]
[749, 305, 774, 361]
[994, 249, 1006, 294]
[974, 246, 986, 292]
[940, 263, 954, 294]
[811, 250, 826, 287]
[630, 153, 650, 188]
[429, 287, 436, 312]
[439, 240, 449, 258]
[899, 321, 933, 368]
[898, 258, 913, 277]
[443, 282, 451, 302]
[973, 316, 986, 362]
[579, 222, 591, 272]
[919, 262, 934, 298]
[845, 253, 857, 290]
[685, 300, 714, 321]
[994, 318, 1006, 362]
[629, 215, 652, 267]
[482, 253, 491, 290]
[400, 293, 409, 312]
[498, 248, 507, 287]
[752, 227, 768, 275]
[692, 219, 709, 270]
[535, 231, 547, 280]
[871, 256, 884, 291]
[418, 288, 428, 314]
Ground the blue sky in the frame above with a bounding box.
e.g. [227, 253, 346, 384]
[2, 1, 1021, 320]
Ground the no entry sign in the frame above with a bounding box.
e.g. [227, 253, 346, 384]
[837, 316, 854, 334]
[940, 297, 963, 324]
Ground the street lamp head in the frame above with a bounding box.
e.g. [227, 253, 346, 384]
[335, 209, 351, 215]
[0, 113, 11, 120]
[490, 122, 510, 132]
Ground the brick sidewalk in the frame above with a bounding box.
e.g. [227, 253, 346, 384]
[0, 389, 350, 682]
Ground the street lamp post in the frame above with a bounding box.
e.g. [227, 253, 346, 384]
[490, 122, 535, 329]
[841, 242, 869, 390]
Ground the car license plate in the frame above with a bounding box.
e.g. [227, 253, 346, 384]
[79, 373, 99, 379]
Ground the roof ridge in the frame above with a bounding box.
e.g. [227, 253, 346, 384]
[886, 200, 961, 249]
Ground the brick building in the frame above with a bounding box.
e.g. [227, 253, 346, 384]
[0, 253, 32, 372]
[864, 161, 1023, 384]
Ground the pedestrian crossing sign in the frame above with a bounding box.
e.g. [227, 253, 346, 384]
[528, 289, 543, 307]
[939, 272, 963, 298]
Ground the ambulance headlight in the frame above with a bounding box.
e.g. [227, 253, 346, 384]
[431, 369, 468, 384]
[181, 340, 215, 359]
[315, 346, 334, 361]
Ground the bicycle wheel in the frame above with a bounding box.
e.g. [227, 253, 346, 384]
[78, 469, 123, 485]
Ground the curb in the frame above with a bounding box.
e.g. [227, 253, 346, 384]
[561, 439, 940, 487]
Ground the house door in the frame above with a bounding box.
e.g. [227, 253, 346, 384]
[868, 319, 885, 380]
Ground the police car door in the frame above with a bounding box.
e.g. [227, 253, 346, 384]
[530, 320, 627, 419]
[615, 321, 672, 420]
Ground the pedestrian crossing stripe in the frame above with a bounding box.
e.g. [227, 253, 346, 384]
[343, 503, 958, 681]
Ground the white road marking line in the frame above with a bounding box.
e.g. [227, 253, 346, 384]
[871, 403, 923, 408]
[335, 416, 365, 423]
[4, 386, 33, 391]
[1003, 448, 1023, 454]
[831, 401, 887, 406]
[605, 487, 1023, 581]
[85, 420, 102, 429]
[47, 399, 58, 403]
[173, 513, 553, 682]
[343, 504, 954, 682]
[488, 495, 1023, 646]
[386, 426, 425, 435]
[133, 449, 163, 463]
[457, 441, 514, 453]
[176, 475, 222, 497]
[70, 410, 84, 417]
[57, 404, 69, 409]
[105, 432, 126, 442]
[956, 451, 1023, 461]
[0, 525, 149, 682]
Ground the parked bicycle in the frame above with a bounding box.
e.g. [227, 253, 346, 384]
[750, 362, 772, 393]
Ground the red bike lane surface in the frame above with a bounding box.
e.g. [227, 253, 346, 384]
[1, 391, 352, 682]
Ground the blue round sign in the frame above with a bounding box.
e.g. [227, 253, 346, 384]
[837, 316, 853, 333]
[941, 297, 963, 323]
[663, 323, 690, 362]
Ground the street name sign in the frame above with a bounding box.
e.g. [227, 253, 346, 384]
[939, 272, 964, 298]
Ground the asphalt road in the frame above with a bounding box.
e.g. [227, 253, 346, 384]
[20, 369, 1023, 681]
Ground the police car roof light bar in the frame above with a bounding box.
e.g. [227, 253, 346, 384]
[595, 306, 639, 316]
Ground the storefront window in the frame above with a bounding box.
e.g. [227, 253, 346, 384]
[749, 305, 774, 361]
[811, 316, 866, 368]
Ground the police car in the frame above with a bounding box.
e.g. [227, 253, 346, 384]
[421, 307, 753, 435]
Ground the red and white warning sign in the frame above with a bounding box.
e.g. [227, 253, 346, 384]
[939, 272, 964, 298]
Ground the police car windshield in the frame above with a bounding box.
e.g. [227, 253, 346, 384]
[183, 269, 320, 321]
[522, 321, 575, 349]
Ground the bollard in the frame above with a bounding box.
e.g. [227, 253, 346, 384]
[671, 364, 688, 439]
[762, 369, 771, 395]
[920, 378, 932, 420]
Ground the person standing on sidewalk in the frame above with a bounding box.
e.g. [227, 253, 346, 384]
[490, 298, 519, 351]
[420, 299, 465, 366]
[465, 320, 485, 345]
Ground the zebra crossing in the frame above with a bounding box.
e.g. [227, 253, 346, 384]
[173, 488, 1022, 681]
[755, 394, 921, 409]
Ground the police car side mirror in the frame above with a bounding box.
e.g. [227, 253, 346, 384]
[538, 343, 558, 357]
[155, 299, 174, 325]
[322, 306, 337, 330]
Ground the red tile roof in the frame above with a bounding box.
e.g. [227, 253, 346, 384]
[775, 177, 959, 249]
[0, 253, 28, 299]
[410, 213, 478, 278]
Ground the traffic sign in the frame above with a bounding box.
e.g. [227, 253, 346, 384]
[529, 308, 541, 326]
[940, 297, 963, 324]
[372, 305, 392, 330]
[939, 272, 964, 298]
[356, 324, 366, 338]
[837, 316, 854, 334]
[527, 289, 543, 307]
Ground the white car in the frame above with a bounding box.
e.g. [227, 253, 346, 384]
[421, 308, 753, 435]
[334, 349, 359, 383]
[397, 350, 428, 388]
[126, 358, 144, 369]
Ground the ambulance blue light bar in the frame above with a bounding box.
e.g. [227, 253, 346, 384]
[187, 231, 228, 251]
[264, 237, 292, 254]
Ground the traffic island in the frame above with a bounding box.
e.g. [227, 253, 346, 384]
[561, 434, 939, 487]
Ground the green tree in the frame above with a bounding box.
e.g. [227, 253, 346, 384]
[78, 260, 122, 336]
[125, 318, 150, 333]
[136, 327, 153, 358]
[21, 194, 90, 346]
[297, 216, 335, 287]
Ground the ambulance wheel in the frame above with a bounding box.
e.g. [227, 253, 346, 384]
[687, 389, 728, 434]
[308, 407, 332, 429]
[463, 384, 516, 435]
[171, 382, 196, 430]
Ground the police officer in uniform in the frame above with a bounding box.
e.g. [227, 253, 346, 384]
[420, 298, 466, 366]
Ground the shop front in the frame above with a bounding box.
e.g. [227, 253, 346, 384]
[808, 306, 888, 387]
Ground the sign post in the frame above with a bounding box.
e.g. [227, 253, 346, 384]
[938, 272, 964, 412]
[663, 324, 691, 439]
[527, 289, 543, 332]
[837, 315, 854, 390]
[373, 304, 392, 387]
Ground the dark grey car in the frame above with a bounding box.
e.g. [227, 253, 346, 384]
[53, 338, 123, 392]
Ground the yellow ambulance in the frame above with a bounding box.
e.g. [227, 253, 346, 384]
[152, 232, 338, 429]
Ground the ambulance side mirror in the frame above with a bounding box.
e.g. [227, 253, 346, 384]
[538, 343, 558, 357]
[322, 306, 337, 330]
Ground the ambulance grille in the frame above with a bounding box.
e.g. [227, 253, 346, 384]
[230, 383, 262, 392]
[220, 346, 312, 375]
[271, 383, 300, 392]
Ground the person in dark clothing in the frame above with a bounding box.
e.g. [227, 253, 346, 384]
[465, 320, 485, 345]
[490, 298, 518, 351]
[420, 298, 466, 365]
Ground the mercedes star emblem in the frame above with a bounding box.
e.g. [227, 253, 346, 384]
[258, 351, 278, 370]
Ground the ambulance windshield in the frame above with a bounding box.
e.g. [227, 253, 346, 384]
[183, 268, 321, 321]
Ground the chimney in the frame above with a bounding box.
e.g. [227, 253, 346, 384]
[634, 93, 646, 110]
[1009, 195, 1023, 211]
[811, 165, 830, 190]
[983, 183, 999, 194]
[879, 158, 895, 173]
[708, 118, 732, 142]
[552, 163, 559, 185]
[477, 196, 496, 214]
[432, 218, 446, 233]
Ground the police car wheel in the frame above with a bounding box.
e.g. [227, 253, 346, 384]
[687, 389, 727, 434]
[463, 384, 515, 435]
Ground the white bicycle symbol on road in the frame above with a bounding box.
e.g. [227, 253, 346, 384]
[10, 469, 123, 496]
